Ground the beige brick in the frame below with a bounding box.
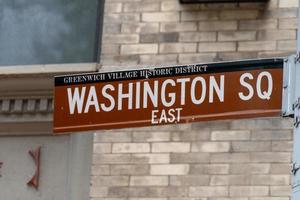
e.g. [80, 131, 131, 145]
[105, 13, 140, 23]
[252, 130, 292, 141]
[258, 49, 286, 58]
[172, 131, 210, 142]
[230, 164, 270, 174]
[91, 165, 110, 175]
[211, 153, 250, 163]
[103, 34, 139, 44]
[279, 0, 298, 8]
[191, 142, 231, 152]
[151, 164, 190, 175]
[152, 142, 190, 153]
[190, 164, 230, 174]
[178, 53, 216, 64]
[279, 18, 298, 29]
[142, 12, 180, 22]
[278, 40, 297, 51]
[122, 23, 159, 33]
[105, 3, 122, 13]
[128, 187, 188, 197]
[272, 141, 293, 152]
[232, 119, 293, 130]
[198, 42, 236, 52]
[94, 143, 112, 154]
[270, 164, 291, 174]
[171, 153, 210, 163]
[102, 44, 120, 55]
[103, 23, 121, 34]
[230, 186, 269, 197]
[90, 187, 108, 197]
[160, 22, 198, 32]
[121, 44, 158, 55]
[179, 32, 216, 42]
[267, 8, 298, 18]
[94, 132, 131, 142]
[93, 154, 131, 164]
[232, 142, 271, 152]
[239, 19, 278, 30]
[238, 41, 276, 51]
[189, 186, 228, 197]
[139, 54, 178, 65]
[101, 55, 139, 66]
[257, 30, 296, 40]
[250, 198, 289, 200]
[159, 43, 197, 53]
[132, 154, 170, 164]
[112, 143, 150, 153]
[91, 176, 129, 186]
[181, 11, 218, 21]
[218, 31, 256, 41]
[110, 165, 149, 175]
[251, 175, 290, 186]
[220, 10, 260, 19]
[212, 130, 251, 141]
[123, 2, 160, 12]
[251, 152, 291, 163]
[170, 175, 210, 186]
[270, 186, 291, 196]
[161, 1, 199, 11]
[107, 187, 129, 197]
[218, 52, 258, 61]
[130, 176, 169, 186]
[199, 21, 238, 31]
[210, 175, 250, 186]
[130, 198, 167, 200]
[133, 131, 170, 142]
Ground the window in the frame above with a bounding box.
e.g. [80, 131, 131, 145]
[0, 0, 104, 66]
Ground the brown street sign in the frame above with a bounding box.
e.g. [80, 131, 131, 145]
[54, 58, 283, 133]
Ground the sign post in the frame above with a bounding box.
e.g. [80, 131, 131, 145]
[54, 59, 283, 133]
[291, 1, 300, 198]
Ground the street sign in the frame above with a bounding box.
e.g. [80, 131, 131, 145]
[54, 58, 283, 133]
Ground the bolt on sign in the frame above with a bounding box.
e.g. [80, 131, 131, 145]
[54, 58, 283, 133]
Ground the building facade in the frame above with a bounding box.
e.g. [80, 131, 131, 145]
[91, 0, 296, 199]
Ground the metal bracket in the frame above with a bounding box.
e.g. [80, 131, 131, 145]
[282, 55, 296, 117]
[294, 97, 300, 110]
[293, 163, 300, 176]
[295, 116, 300, 128]
[296, 52, 300, 63]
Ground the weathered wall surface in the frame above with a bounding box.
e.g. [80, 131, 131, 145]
[91, 0, 297, 199]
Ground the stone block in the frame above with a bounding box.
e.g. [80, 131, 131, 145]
[121, 44, 158, 55]
[152, 142, 190, 153]
[130, 176, 169, 186]
[112, 143, 150, 153]
[198, 42, 236, 52]
[199, 21, 237, 31]
[191, 142, 231, 152]
[211, 130, 250, 141]
[111, 164, 150, 175]
[190, 164, 230, 174]
[189, 186, 228, 197]
[151, 164, 190, 175]
[170, 175, 210, 186]
[179, 32, 216, 42]
[170, 153, 210, 163]
[142, 12, 180, 22]
[160, 22, 197, 32]
[159, 43, 197, 53]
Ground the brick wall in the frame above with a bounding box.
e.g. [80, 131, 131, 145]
[91, 0, 296, 199]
